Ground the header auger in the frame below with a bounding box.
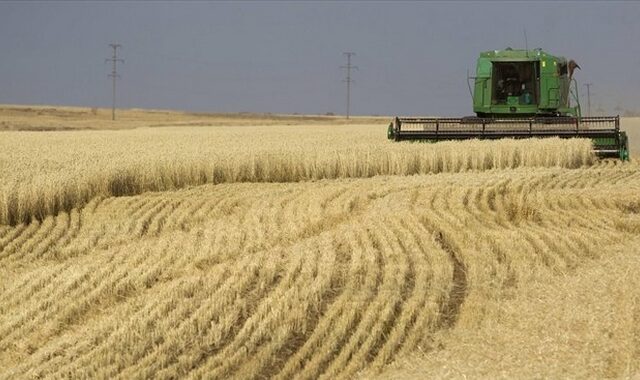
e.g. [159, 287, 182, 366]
[388, 48, 629, 160]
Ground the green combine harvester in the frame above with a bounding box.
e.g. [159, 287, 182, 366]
[388, 48, 629, 160]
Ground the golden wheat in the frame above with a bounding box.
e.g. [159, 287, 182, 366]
[0, 159, 638, 378]
[0, 125, 594, 225]
[1, 109, 639, 378]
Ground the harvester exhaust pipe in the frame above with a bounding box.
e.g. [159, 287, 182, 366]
[569, 60, 581, 80]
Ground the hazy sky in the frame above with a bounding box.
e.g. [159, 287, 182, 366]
[1, 1, 639, 116]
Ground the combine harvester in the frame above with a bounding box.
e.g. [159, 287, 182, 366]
[388, 48, 629, 160]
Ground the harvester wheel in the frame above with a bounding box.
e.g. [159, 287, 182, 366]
[621, 148, 629, 161]
[387, 123, 395, 140]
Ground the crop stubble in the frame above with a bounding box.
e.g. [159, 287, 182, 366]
[0, 153, 639, 378]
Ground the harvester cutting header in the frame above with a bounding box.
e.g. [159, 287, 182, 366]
[388, 48, 629, 160]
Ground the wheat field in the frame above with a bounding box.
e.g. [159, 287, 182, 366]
[0, 124, 594, 226]
[1, 106, 639, 379]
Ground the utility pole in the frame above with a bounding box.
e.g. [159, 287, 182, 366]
[583, 82, 592, 117]
[106, 43, 124, 121]
[341, 52, 357, 119]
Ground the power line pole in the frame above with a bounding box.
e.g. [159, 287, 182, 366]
[341, 52, 357, 119]
[583, 82, 592, 117]
[106, 43, 124, 121]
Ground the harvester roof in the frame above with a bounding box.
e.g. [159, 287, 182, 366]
[479, 48, 566, 63]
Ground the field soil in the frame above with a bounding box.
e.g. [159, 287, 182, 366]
[0, 105, 638, 379]
[0, 104, 387, 131]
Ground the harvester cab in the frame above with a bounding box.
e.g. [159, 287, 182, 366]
[388, 48, 629, 160]
[473, 48, 580, 118]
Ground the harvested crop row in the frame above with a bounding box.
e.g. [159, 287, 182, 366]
[1, 163, 639, 378]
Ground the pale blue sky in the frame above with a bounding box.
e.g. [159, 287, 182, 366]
[0, 1, 638, 116]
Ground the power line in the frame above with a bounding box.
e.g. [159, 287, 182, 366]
[583, 82, 592, 117]
[341, 52, 357, 119]
[106, 43, 124, 121]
